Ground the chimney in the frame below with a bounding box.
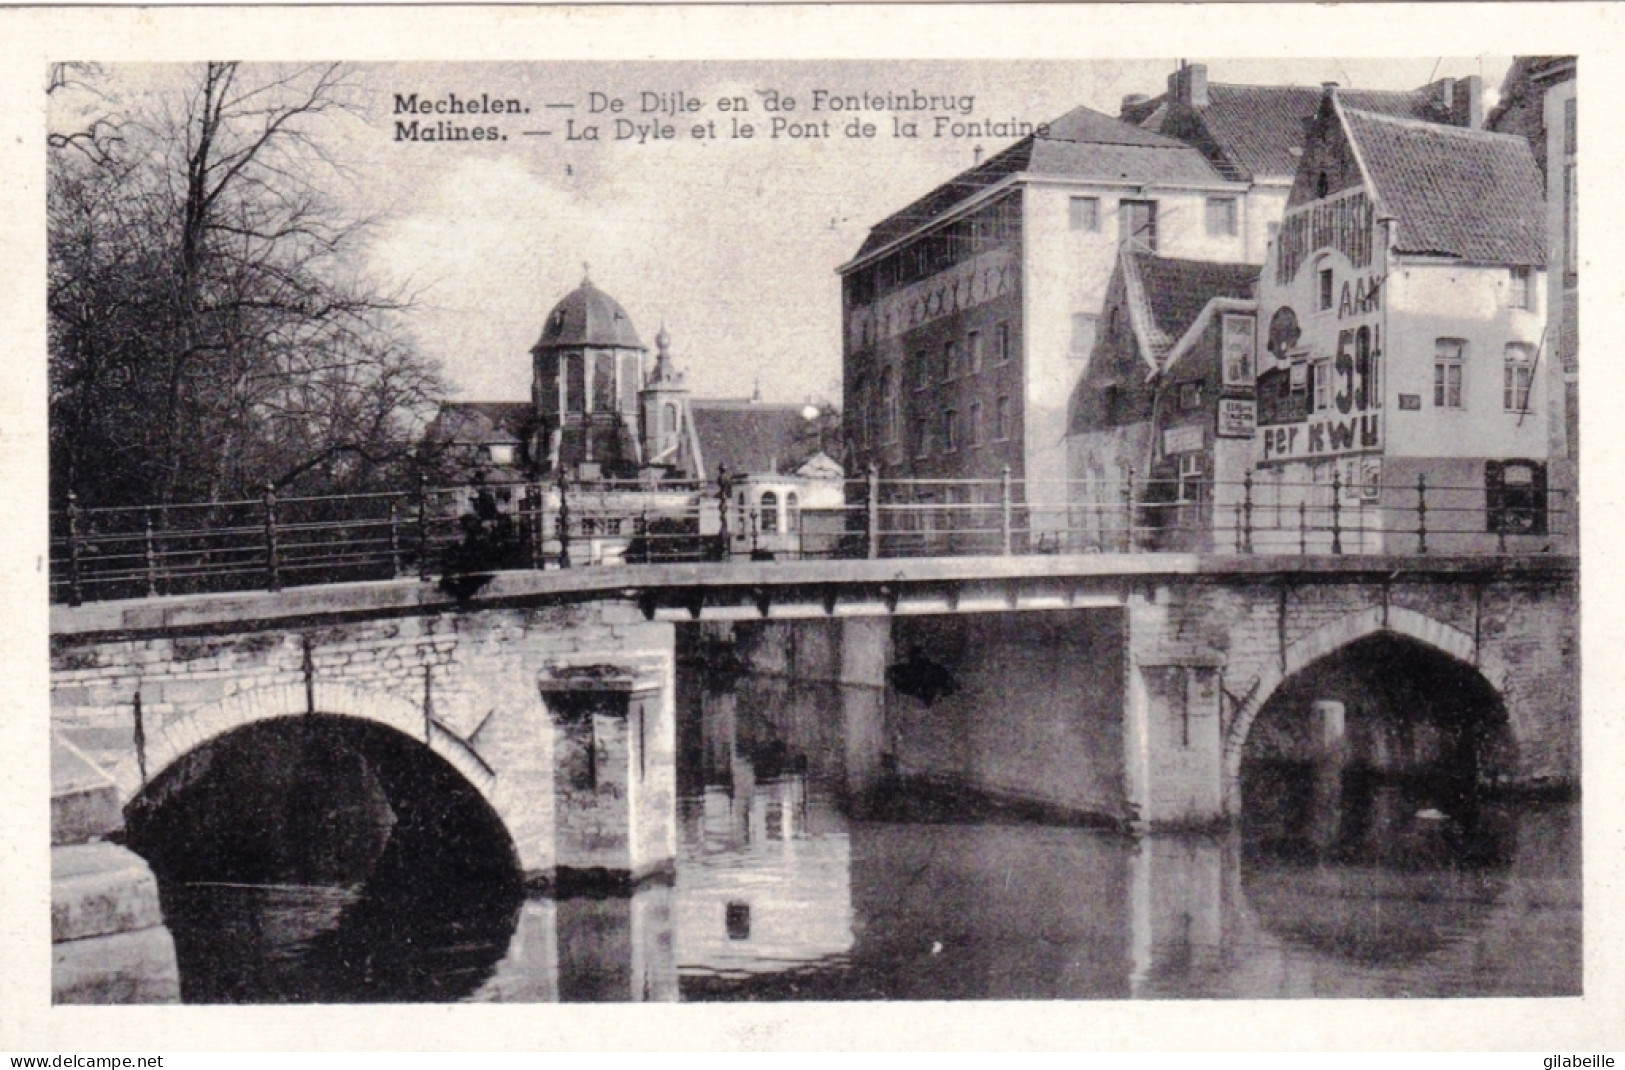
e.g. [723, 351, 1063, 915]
[1436, 76, 1456, 114]
[1186, 63, 1208, 108]
[1463, 74, 1484, 129]
[1120, 92, 1150, 118]
[1169, 63, 1210, 108]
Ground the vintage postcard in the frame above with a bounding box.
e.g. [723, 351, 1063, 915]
[2, 2, 1620, 1053]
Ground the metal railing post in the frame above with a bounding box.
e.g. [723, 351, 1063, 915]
[388, 500, 402, 578]
[66, 491, 83, 606]
[1330, 468, 1343, 555]
[866, 465, 880, 559]
[528, 483, 544, 569]
[1242, 472, 1254, 555]
[556, 474, 572, 569]
[1122, 466, 1136, 552]
[1298, 500, 1308, 556]
[1416, 473, 1428, 554]
[144, 507, 159, 597]
[417, 474, 431, 581]
[263, 482, 282, 591]
[1234, 501, 1244, 554]
[1000, 465, 1013, 556]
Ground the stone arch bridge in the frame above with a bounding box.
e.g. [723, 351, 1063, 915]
[50, 553, 1577, 883]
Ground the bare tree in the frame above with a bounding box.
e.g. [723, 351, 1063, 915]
[49, 62, 444, 511]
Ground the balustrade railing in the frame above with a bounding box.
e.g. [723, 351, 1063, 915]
[49, 471, 1576, 605]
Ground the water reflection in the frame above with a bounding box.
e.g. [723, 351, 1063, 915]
[143, 669, 1579, 1001]
[674, 671, 1579, 1001]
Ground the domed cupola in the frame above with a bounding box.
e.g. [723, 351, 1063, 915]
[530, 267, 649, 479]
[534, 272, 644, 352]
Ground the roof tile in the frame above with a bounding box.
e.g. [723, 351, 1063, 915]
[1343, 107, 1546, 264]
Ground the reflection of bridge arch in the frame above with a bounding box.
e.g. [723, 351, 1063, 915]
[110, 682, 501, 819]
[1223, 605, 1514, 811]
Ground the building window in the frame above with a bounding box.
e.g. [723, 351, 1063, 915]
[970, 401, 984, 446]
[785, 492, 800, 533]
[968, 330, 983, 374]
[759, 491, 779, 534]
[1564, 163, 1577, 281]
[1120, 200, 1158, 252]
[1318, 266, 1335, 312]
[1177, 454, 1205, 503]
[1315, 171, 1330, 199]
[995, 321, 1011, 364]
[1435, 339, 1466, 409]
[913, 350, 930, 391]
[592, 352, 617, 412]
[1070, 196, 1101, 232]
[1071, 314, 1097, 359]
[914, 418, 930, 458]
[564, 353, 585, 412]
[943, 409, 958, 452]
[1504, 343, 1535, 412]
[1178, 380, 1204, 412]
[943, 340, 958, 381]
[1508, 266, 1534, 311]
[1312, 359, 1332, 412]
[1205, 197, 1238, 237]
[880, 367, 899, 444]
[995, 396, 1011, 441]
[1565, 96, 1576, 156]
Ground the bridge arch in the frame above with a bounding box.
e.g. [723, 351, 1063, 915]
[110, 681, 501, 820]
[1222, 604, 1514, 811]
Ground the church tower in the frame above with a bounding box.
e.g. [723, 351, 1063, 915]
[529, 270, 647, 478]
[639, 325, 691, 472]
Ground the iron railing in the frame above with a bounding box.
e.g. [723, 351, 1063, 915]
[49, 470, 1576, 605]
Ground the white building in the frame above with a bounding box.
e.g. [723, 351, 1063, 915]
[1250, 88, 1550, 554]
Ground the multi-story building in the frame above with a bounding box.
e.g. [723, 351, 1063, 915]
[1123, 63, 1484, 245]
[839, 105, 1255, 549]
[1249, 87, 1549, 554]
[1531, 58, 1577, 471]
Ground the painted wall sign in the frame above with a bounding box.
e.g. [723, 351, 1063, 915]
[1256, 248, 1385, 462]
[1260, 413, 1381, 462]
[1162, 424, 1204, 455]
[1221, 314, 1256, 387]
[1217, 398, 1256, 438]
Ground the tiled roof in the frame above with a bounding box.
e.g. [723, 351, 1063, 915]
[534, 278, 644, 351]
[689, 401, 819, 480]
[1343, 107, 1547, 265]
[852, 105, 1225, 261]
[1146, 83, 1463, 182]
[1126, 252, 1259, 363]
[427, 401, 531, 445]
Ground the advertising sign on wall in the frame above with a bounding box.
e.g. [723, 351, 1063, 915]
[1221, 314, 1256, 388]
[1217, 398, 1257, 438]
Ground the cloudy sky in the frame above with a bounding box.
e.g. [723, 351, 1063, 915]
[59, 58, 1513, 408]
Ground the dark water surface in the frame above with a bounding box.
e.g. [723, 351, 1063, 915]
[148, 674, 1581, 1001]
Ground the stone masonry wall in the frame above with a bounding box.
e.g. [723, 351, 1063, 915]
[51, 599, 677, 881]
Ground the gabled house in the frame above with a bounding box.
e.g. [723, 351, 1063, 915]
[1250, 87, 1550, 554]
[1124, 63, 1484, 262]
[1067, 250, 1259, 551]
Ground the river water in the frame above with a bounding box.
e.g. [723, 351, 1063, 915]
[151, 673, 1581, 1002]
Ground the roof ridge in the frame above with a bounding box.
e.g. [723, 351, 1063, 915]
[1342, 105, 1524, 142]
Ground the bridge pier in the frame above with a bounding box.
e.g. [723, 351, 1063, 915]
[535, 672, 674, 888]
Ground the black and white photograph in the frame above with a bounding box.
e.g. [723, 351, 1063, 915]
[4, 2, 1618, 1053]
